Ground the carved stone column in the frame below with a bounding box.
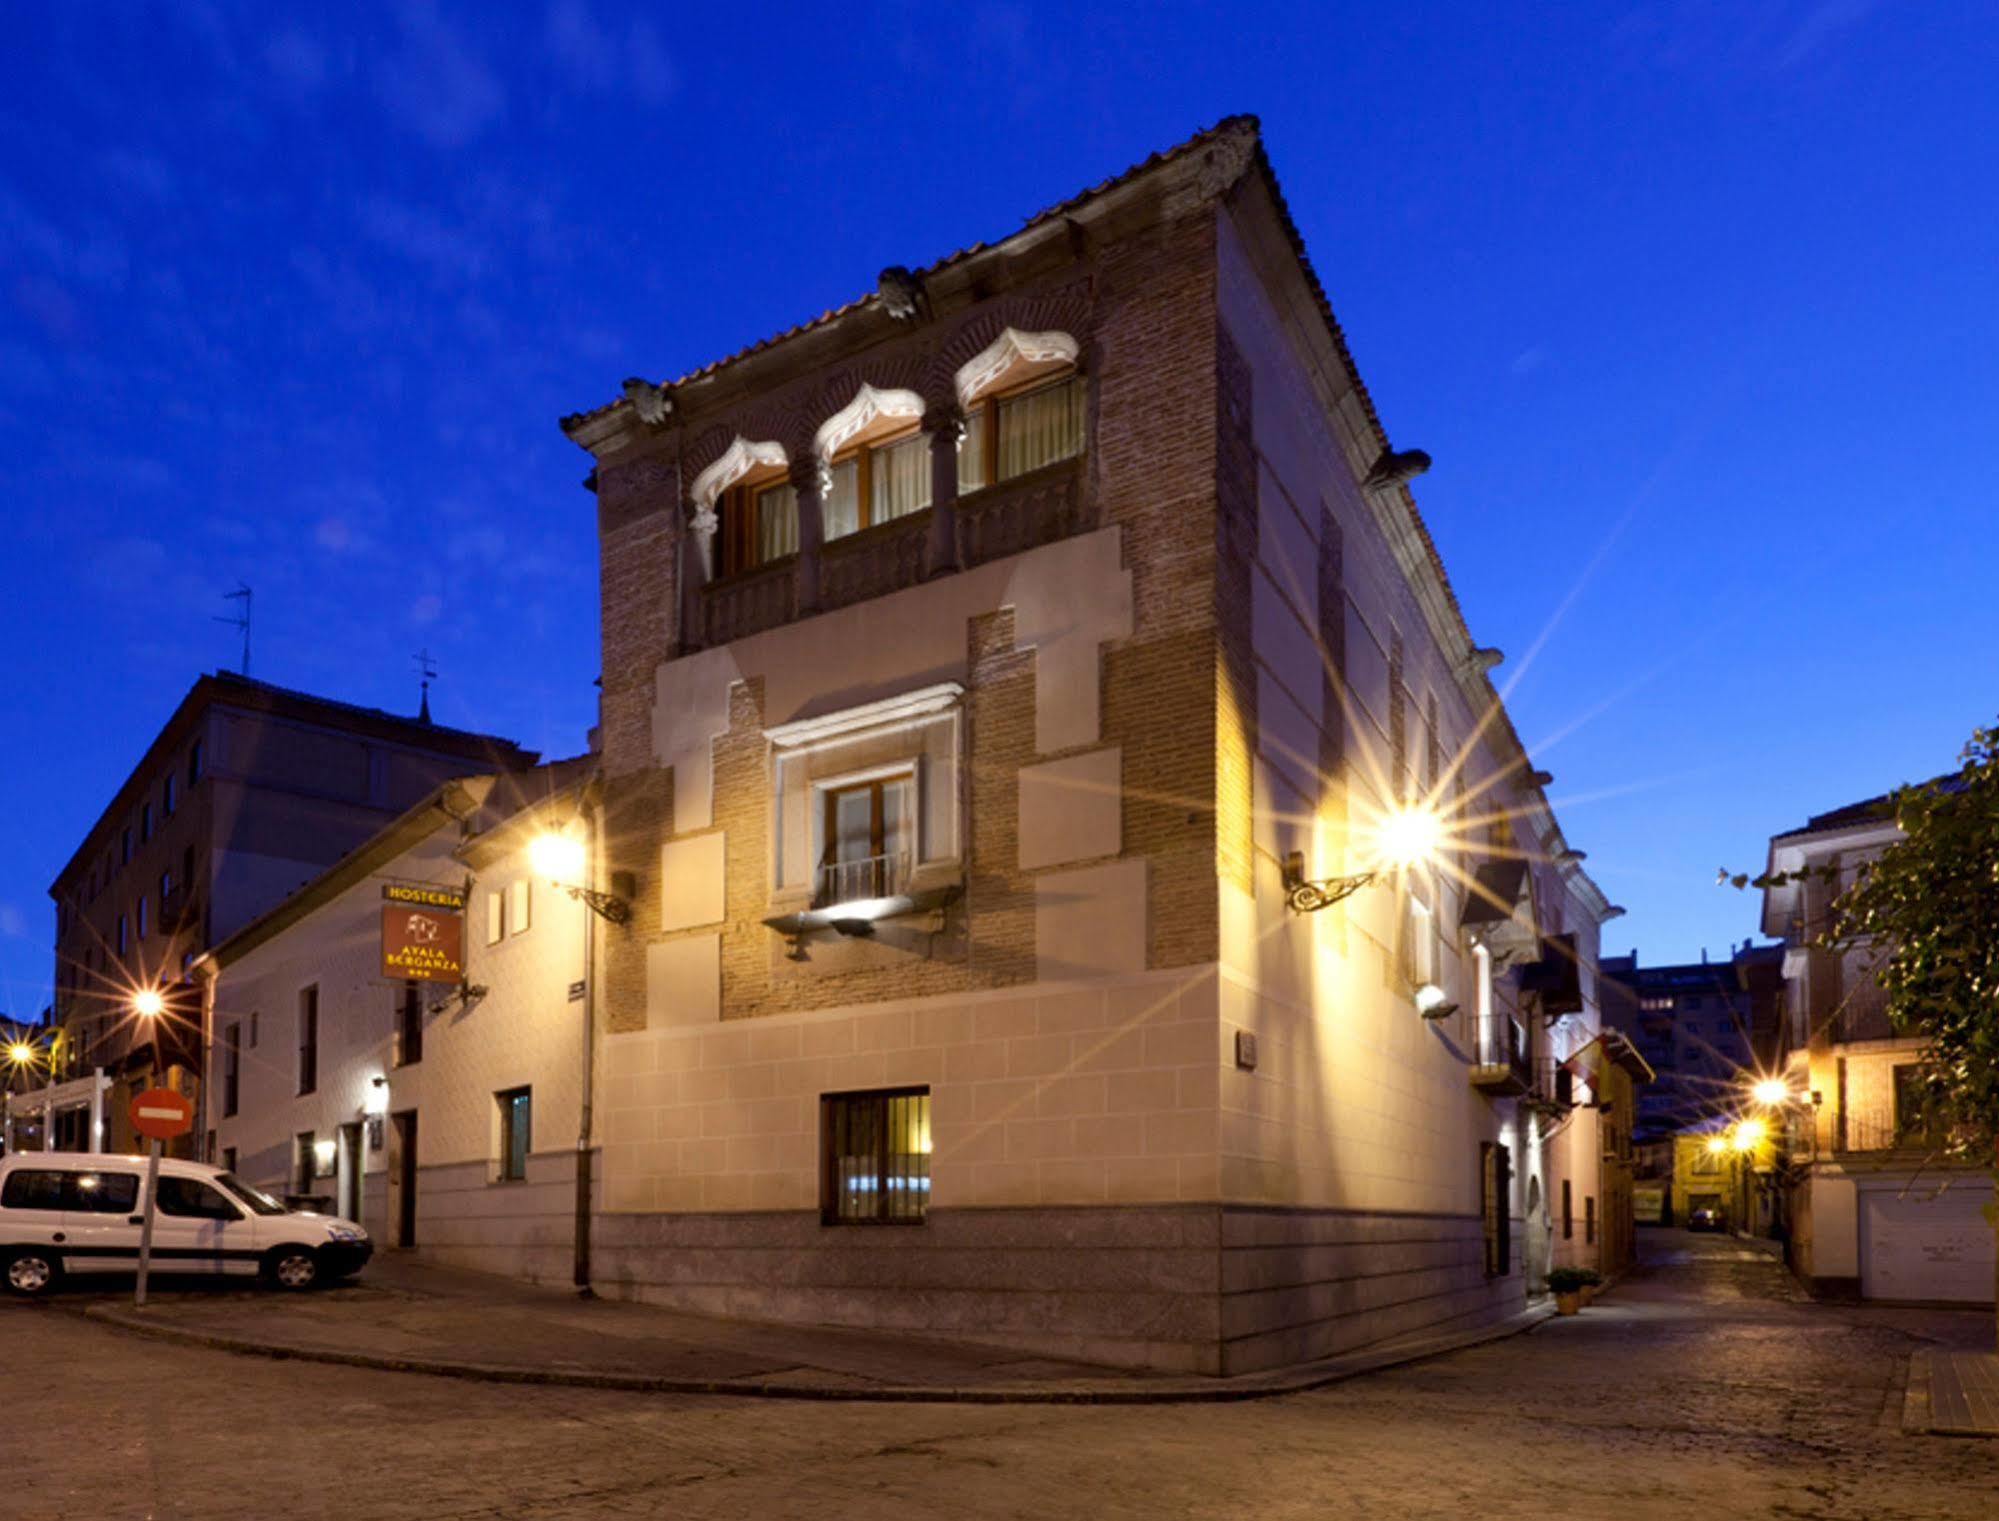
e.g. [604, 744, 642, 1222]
[680, 499, 716, 654]
[922, 405, 965, 578]
[791, 456, 828, 615]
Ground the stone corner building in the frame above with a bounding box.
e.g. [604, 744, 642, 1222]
[563, 116, 1622, 1374]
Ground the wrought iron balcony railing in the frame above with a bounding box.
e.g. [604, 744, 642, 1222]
[815, 851, 913, 911]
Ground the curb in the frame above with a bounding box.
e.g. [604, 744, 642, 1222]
[80, 1301, 1556, 1406]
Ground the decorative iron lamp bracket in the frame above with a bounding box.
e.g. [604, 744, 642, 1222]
[558, 883, 631, 925]
[1282, 851, 1378, 914]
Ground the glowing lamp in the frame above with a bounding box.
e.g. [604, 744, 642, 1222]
[1750, 1078, 1791, 1107]
[1704, 1135, 1730, 1157]
[6, 1041, 34, 1068]
[1732, 1118, 1767, 1153]
[132, 989, 165, 1019]
[1375, 806, 1443, 870]
[530, 831, 587, 887]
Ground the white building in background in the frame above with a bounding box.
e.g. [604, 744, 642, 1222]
[1762, 794, 1996, 1306]
[195, 761, 595, 1282]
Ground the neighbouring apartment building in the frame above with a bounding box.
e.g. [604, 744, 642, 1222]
[196, 762, 592, 1277]
[1599, 943, 1783, 1146]
[548, 116, 1627, 1373]
[13, 672, 531, 1159]
[1760, 792, 1996, 1305]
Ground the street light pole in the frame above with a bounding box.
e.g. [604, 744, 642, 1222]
[531, 796, 627, 1300]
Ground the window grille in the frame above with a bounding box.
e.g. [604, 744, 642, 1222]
[822, 1088, 930, 1224]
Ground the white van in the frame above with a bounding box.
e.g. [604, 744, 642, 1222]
[0, 1152, 372, 1297]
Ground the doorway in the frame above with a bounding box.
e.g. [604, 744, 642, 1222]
[335, 1122, 363, 1224]
[387, 1110, 418, 1248]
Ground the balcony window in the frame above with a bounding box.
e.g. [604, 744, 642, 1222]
[958, 372, 1084, 494]
[763, 684, 964, 934]
[817, 774, 913, 909]
[823, 431, 931, 542]
[821, 1088, 930, 1224]
[715, 474, 798, 578]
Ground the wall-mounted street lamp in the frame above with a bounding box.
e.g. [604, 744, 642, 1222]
[1750, 1077, 1796, 1108]
[1282, 805, 1444, 914]
[530, 831, 631, 924]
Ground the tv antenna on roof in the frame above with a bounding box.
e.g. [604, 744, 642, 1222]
[215, 583, 252, 675]
[414, 648, 438, 723]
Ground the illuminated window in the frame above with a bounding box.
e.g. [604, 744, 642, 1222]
[716, 475, 798, 577]
[822, 1088, 930, 1225]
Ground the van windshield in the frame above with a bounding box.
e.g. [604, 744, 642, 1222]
[215, 1173, 290, 1217]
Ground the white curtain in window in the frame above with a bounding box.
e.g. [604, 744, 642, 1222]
[871, 434, 930, 524]
[997, 375, 1083, 481]
[956, 411, 988, 493]
[756, 483, 798, 563]
[822, 459, 860, 540]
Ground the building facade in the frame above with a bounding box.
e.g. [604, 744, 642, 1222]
[1760, 794, 1995, 1305]
[1599, 944, 1781, 1145]
[554, 117, 1622, 1374]
[33, 672, 531, 1159]
[197, 764, 592, 1280]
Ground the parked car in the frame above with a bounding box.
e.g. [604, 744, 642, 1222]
[1686, 1205, 1727, 1233]
[0, 1152, 371, 1298]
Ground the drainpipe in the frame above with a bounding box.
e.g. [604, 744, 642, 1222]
[574, 778, 601, 1297]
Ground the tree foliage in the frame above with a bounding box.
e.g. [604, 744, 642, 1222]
[1827, 722, 1999, 1166]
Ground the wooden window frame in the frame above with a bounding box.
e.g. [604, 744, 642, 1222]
[716, 473, 798, 579]
[816, 772, 912, 906]
[820, 1087, 930, 1226]
[961, 370, 1083, 494]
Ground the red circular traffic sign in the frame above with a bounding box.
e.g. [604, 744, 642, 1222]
[130, 1088, 194, 1141]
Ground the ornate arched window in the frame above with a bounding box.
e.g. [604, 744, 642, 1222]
[813, 385, 927, 542]
[953, 328, 1084, 494]
[691, 438, 794, 578]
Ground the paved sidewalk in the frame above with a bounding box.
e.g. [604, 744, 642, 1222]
[80, 1253, 1552, 1403]
[1908, 1350, 1999, 1437]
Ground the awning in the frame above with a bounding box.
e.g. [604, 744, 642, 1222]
[1460, 860, 1530, 930]
[1520, 932, 1584, 1015]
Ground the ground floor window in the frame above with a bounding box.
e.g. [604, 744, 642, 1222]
[293, 1131, 315, 1195]
[822, 1088, 930, 1224]
[1481, 1141, 1511, 1277]
[1585, 1195, 1597, 1245]
[498, 1087, 532, 1182]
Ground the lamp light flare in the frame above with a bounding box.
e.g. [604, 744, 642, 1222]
[1751, 1078, 1791, 1107]
[131, 989, 165, 1019]
[1373, 805, 1444, 870]
[1704, 1135, 1730, 1156]
[1732, 1118, 1767, 1153]
[530, 831, 587, 887]
[6, 1041, 35, 1068]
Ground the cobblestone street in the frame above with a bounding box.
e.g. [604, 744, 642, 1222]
[8, 1231, 1993, 1520]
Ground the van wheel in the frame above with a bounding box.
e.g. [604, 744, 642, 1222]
[5, 1250, 60, 1298]
[263, 1246, 320, 1292]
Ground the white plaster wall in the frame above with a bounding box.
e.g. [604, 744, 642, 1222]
[208, 826, 591, 1279]
[1212, 205, 1609, 1250]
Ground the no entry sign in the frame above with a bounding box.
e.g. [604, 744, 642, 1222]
[130, 1087, 194, 1142]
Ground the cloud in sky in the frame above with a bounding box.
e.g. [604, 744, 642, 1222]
[376, 3, 506, 149]
[546, 0, 676, 105]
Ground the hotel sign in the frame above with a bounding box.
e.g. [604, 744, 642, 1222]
[381, 883, 466, 983]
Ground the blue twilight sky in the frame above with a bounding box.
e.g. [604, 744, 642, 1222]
[2, 1, 1994, 1015]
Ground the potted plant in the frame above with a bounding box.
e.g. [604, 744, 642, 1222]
[1546, 1266, 1602, 1315]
